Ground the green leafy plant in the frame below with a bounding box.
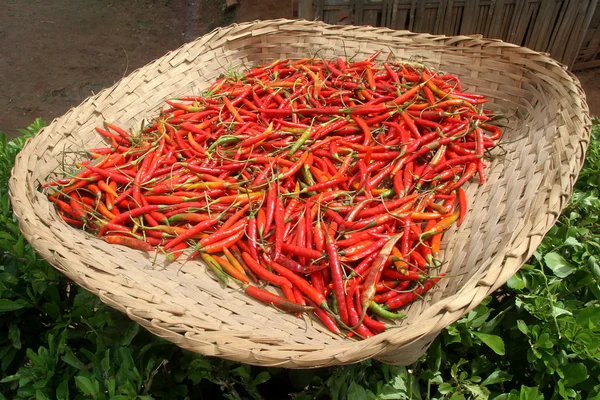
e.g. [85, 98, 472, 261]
[1, 120, 599, 399]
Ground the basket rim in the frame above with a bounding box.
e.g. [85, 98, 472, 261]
[9, 18, 592, 368]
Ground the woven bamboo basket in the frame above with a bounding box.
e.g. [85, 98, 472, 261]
[9, 19, 591, 368]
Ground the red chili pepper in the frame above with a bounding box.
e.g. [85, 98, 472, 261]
[360, 234, 403, 314]
[104, 235, 153, 252]
[246, 216, 259, 260]
[241, 252, 292, 288]
[457, 187, 467, 227]
[280, 242, 322, 260]
[381, 269, 423, 281]
[198, 219, 247, 249]
[244, 285, 312, 313]
[264, 255, 329, 309]
[325, 227, 349, 325]
[476, 159, 487, 184]
[355, 194, 418, 219]
[373, 281, 411, 303]
[273, 197, 285, 260]
[85, 165, 131, 184]
[346, 283, 374, 338]
[47, 55, 502, 340]
[256, 208, 266, 238]
[306, 297, 340, 333]
[386, 275, 444, 310]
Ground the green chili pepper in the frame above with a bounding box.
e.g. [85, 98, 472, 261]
[208, 135, 241, 153]
[369, 302, 406, 320]
[288, 128, 312, 156]
[201, 253, 230, 285]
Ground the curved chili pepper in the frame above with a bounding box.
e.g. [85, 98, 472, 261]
[244, 285, 312, 313]
[360, 234, 403, 315]
[386, 275, 443, 310]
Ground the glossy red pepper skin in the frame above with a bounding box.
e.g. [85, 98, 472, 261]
[46, 55, 501, 341]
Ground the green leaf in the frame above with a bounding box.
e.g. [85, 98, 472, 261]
[26, 348, 45, 367]
[62, 348, 87, 371]
[507, 273, 525, 290]
[0, 231, 15, 241]
[115, 347, 134, 370]
[75, 376, 96, 396]
[449, 394, 466, 400]
[543, 252, 575, 278]
[0, 374, 20, 383]
[464, 383, 490, 399]
[551, 306, 572, 318]
[1, 347, 17, 371]
[8, 323, 21, 349]
[575, 306, 600, 327]
[56, 380, 69, 400]
[590, 256, 600, 279]
[481, 370, 512, 386]
[252, 371, 270, 386]
[14, 234, 24, 257]
[563, 236, 581, 247]
[517, 320, 529, 335]
[119, 323, 140, 346]
[232, 364, 250, 379]
[560, 363, 588, 387]
[518, 385, 544, 400]
[107, 377, 116, 398]
[347, 381, 368, 400]
[472, 332, 505, 355]
[35, 390, 48, 400]
[0, 298, 28, 312]
[101, 350, 110, 372]
[438, 382, 453, 394]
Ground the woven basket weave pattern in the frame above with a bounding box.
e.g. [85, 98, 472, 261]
[9, 19, 590, 368]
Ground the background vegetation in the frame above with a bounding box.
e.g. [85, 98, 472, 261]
[0, 119, 599, 399]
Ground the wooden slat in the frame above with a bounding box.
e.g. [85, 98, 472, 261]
[549, 0, 588, 65]
[382, 0, 394, 27]
[581, 30, 600, 62]
[459, 0, 478, 34]
[391, 3, 410, 29]
[436, 0, 449, 35]
[505, 0, 527, 44]
[576, 6, 600, 64]
[546, 0, 570, 55]
[572, 58, 600, 70]
[415, 5, 426, 32]
[488, 0, 507, 39]
[408, 0, 418, 31]
[528, 0, 560, 51]
[444, 0, 463, 35]
[511, 0, 537, 46]
[354, 0, 365, 24]
[569, 0, 599, 67]
[298, 0, 316, 20]
[308, 0, 600, 68]
[475, 3, 491, 37]
[315, 0, 325, 20]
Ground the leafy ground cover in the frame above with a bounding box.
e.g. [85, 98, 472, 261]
[0, 120, 599, 399]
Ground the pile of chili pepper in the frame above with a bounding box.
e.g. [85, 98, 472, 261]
[45, 52, 502, 338]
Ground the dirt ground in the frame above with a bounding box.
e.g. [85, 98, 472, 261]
[0, 0, 596, 138]
[0, 0, 293, 138]
[574, 69, 600, 118]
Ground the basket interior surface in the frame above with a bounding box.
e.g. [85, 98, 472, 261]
[11, 20, 589, 367]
